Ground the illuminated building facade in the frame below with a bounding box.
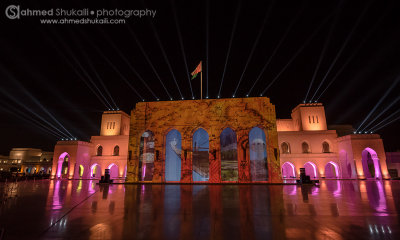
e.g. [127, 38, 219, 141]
[126, 97, 280, 183]
[278, 103, 390, 180]
[51, 98, 390, 181]
[5, 148, 53, 174]
[0, 155, 17, 172]
[51, 111, 129, 180]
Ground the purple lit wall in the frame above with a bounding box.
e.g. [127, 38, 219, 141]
[282, 162, 296, 178]
[304, 162, 317, 178]
[56, 152, 69, 178]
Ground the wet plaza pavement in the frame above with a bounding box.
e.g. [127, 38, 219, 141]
[0, 180, 399, 239]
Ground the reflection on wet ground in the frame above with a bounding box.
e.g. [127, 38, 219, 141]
[0, 180, 399, 239]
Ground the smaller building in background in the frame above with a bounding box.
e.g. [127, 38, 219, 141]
[8, 148, 53, 174]
[0, 154, 21, 172]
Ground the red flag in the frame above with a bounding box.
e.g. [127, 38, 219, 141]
[191, 61, 202, 80]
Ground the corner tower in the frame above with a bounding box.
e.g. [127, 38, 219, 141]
[100, 110, 130, 136]
[291, 103, 327, 131]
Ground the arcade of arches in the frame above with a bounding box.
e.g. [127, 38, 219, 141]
[127, 98, 280, 183]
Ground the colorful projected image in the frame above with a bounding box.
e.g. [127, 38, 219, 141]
[249, 127, 268, 181]
[139, 131, 155, 181]
[192, 128, 209, 181]
[165, 129, 182, 181]
[220, 128, 238, 181]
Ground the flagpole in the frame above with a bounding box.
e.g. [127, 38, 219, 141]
[200, 61, 203, 100]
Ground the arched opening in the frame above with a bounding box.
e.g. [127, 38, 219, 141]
[361, 148, 382, 179]
[97, 145, 103, 156]
[61, 159, 68, 175]
[192, 128, 209, 181]
[281, 142, 290, 154]
[282, 162, 296, 178]
[79, 165, 84, 178]
[165, 129, 182, 181]
[40, 167, 45, 174]
[108, 163, 119, 179]
[220, 128, 238, 181]
[139, 131, 155, 181]
[113, 145, 120, 156]
[304, 162, 317, 178]
[249, 127, 268, 181]
[322, 141, 330, 153]
[302, 142, 310, 153]
[56, 152, 70, 178]
[48, 167, 52, 174]
[325, 162, 339, 178]
[90, 164, 101, 179]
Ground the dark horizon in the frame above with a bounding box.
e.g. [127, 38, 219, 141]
[0, 0, 399, 155]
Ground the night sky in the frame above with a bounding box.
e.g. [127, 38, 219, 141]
[0, 0, 399, 155]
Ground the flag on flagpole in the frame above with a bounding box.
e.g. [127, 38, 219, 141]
[191, 61, 202, 80]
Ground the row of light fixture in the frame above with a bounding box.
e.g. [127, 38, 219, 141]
[60, 138, 78, 141]
[353, 131, 374, 134]
[140, 94, 272, 102]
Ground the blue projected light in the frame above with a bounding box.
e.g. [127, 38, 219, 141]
[220, 127, 238, 181]
[165, 130, 182, 181]
[192, 128, 209, 182]
[249, 127, 268, 181]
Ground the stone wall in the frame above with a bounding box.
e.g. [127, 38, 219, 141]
[126, 97, 280, 183]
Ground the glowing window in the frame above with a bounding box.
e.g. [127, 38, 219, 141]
[302, 142, 310, 153]
[97, 146, 103, 156]
[281, 142, 290, 154]
[322, 141, 330, 153]
[113, 145, 120, 156]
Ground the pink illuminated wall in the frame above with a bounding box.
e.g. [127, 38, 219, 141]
[282, 162, 296, 178]
[56, 152, 69, 178]
[304, 162, 317, 178]
[108, 163, 119, 179]
[362, 148, 382, 179]
[325, 162, 339, 178]
[278, 104, 389, 180]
